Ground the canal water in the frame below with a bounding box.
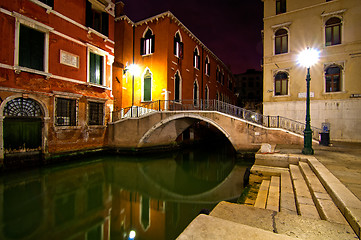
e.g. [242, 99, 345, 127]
[0, 142, 254, 240]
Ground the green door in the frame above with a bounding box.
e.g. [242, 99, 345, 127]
[3, 118, 42, 151]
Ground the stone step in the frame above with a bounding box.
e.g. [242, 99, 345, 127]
[177, 213, 300, 240]
[250, 165, 289, 184]
[280, 171, 298, 215]
[209, 201, 357, 240]
[289, 164, 320, 220]
[266, 176, 280, 211]
[254, 179, 270, 209]
[299, 161, 348, 225]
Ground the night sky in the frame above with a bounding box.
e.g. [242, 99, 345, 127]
[121, 0, 264, 74]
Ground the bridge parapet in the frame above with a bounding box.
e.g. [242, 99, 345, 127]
[112, 100, 322, 141]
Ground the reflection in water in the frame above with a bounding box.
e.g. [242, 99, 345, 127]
[0, 143, 253, 240]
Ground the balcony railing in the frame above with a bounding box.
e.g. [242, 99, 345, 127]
[112, 100, 322, 140]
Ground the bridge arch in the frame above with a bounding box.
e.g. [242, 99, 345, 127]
[137, 113, 235, 149]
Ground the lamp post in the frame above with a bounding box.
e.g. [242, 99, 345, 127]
[297, 48, 319, 155]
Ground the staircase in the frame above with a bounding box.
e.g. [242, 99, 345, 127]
[253, 161, 347, 225]
[177, 149, 361, 240]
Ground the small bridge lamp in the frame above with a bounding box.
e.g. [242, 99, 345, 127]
[124, 64, 141, 76]
[297, 48, 319, 155]
[124, 64, 141, 106]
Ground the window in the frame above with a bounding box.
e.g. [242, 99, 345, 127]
[174, 71, 181, 102]
[325, 65, 341, 92]
[86, 0, 109, 37]
[325, 17, 341, 46]
[205, 57, 210, 75]
[193, 80, 199, 106]
[88, 102, 104, 125]
[141, 29, 155, 55]
[19, 24, 45, 71]
[193, 48, 200, 69]
[216, 67, 221, 83]
[228, 76, 233, 91]
[276, 0, 286, 14]
[89, 52, 104, 85]
[39, 0, 54, 7]
[275, 29, 288, 54]
[174, 32, 183, 58]
[221, 71, 225, 85]
[143, 69, 152, 102]
[55, 98, 77, 126]
[204, 85, 209, 108]
[274, 72, 288, 96]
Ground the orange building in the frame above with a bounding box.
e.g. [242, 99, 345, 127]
[113, 5, 237, 112]
[0, 0, 115, 165]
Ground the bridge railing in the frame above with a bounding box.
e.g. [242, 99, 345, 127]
[112, 99, 322, 140]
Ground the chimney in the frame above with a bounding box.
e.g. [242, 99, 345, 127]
[115, 0, 125, 18]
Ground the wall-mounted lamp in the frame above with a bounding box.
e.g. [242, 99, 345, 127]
[123, 64, 140, 76]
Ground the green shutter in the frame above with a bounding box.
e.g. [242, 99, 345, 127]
[144, 77, 151, 101]
[90, 52, 103, 85]
[19, 25, 44, 71]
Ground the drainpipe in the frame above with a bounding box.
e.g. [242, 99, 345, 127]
[201, 47, 204, 109]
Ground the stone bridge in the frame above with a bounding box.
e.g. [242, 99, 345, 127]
[108, 110, 308, 153]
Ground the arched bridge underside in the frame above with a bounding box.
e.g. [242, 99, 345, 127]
[108, 111, 305, 153]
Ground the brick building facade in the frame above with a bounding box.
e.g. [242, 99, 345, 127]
[0, 0, 115, 164]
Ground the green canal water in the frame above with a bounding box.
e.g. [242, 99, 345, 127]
[0, 142, 254, 240]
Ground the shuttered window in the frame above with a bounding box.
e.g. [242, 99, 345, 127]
[86, 0, 109, 37]
[89, 52, 104, 85]
[143, 72, 152, 102]
[19, 24, 44, 71]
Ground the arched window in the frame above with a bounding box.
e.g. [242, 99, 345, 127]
[325, 17, 341, 46]
[205, 56, 210, 76]
[143, 69, 152, 101]
[275, 28, 288, 54]
[204, 85, 209, 108]
[141, 28, 155, 55]
[193, 80, 199, 106]
[216, 66, 221, 83]
[4, 97, 43, 117]
[193, 47, 200, 69]
[174, 32, 183, 58]
[174, 71, 181, 102]
[325, 65, 341, 92]
[274, 72, 288, 95]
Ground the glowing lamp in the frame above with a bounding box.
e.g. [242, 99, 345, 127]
[297, 48, 319, 68]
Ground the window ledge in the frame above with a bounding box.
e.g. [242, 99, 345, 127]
[141, 53, 154, 57]
[14, 66, 52, 79]
[88, 125, 106, 129]
[272, 94, 290, 97]
[323, 91, 346, 95]
[88, 83, 111, 90]
[87, 27, 109, 42]
[28, 0, 53, 13]
[55, 126, 82, 130]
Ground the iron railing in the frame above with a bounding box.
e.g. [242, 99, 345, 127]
[112, 100, 322, 140]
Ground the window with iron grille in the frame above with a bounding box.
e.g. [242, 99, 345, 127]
[88, 102, 104, 125]
[55, 98, 77, 126]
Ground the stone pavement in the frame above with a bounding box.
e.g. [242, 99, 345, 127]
[177, 141, 361, 239]
[275, 142, 361, 201]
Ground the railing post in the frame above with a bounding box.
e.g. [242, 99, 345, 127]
[158, 100, 161, 111]
[268, 116, 270, 128]
[277, 116, 280, 128]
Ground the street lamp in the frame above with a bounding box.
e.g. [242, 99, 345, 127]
[124, 64, 140, 106]
[297, 48, 319, 155]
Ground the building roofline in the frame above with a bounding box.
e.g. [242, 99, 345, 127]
[116, 11, 233, 75]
